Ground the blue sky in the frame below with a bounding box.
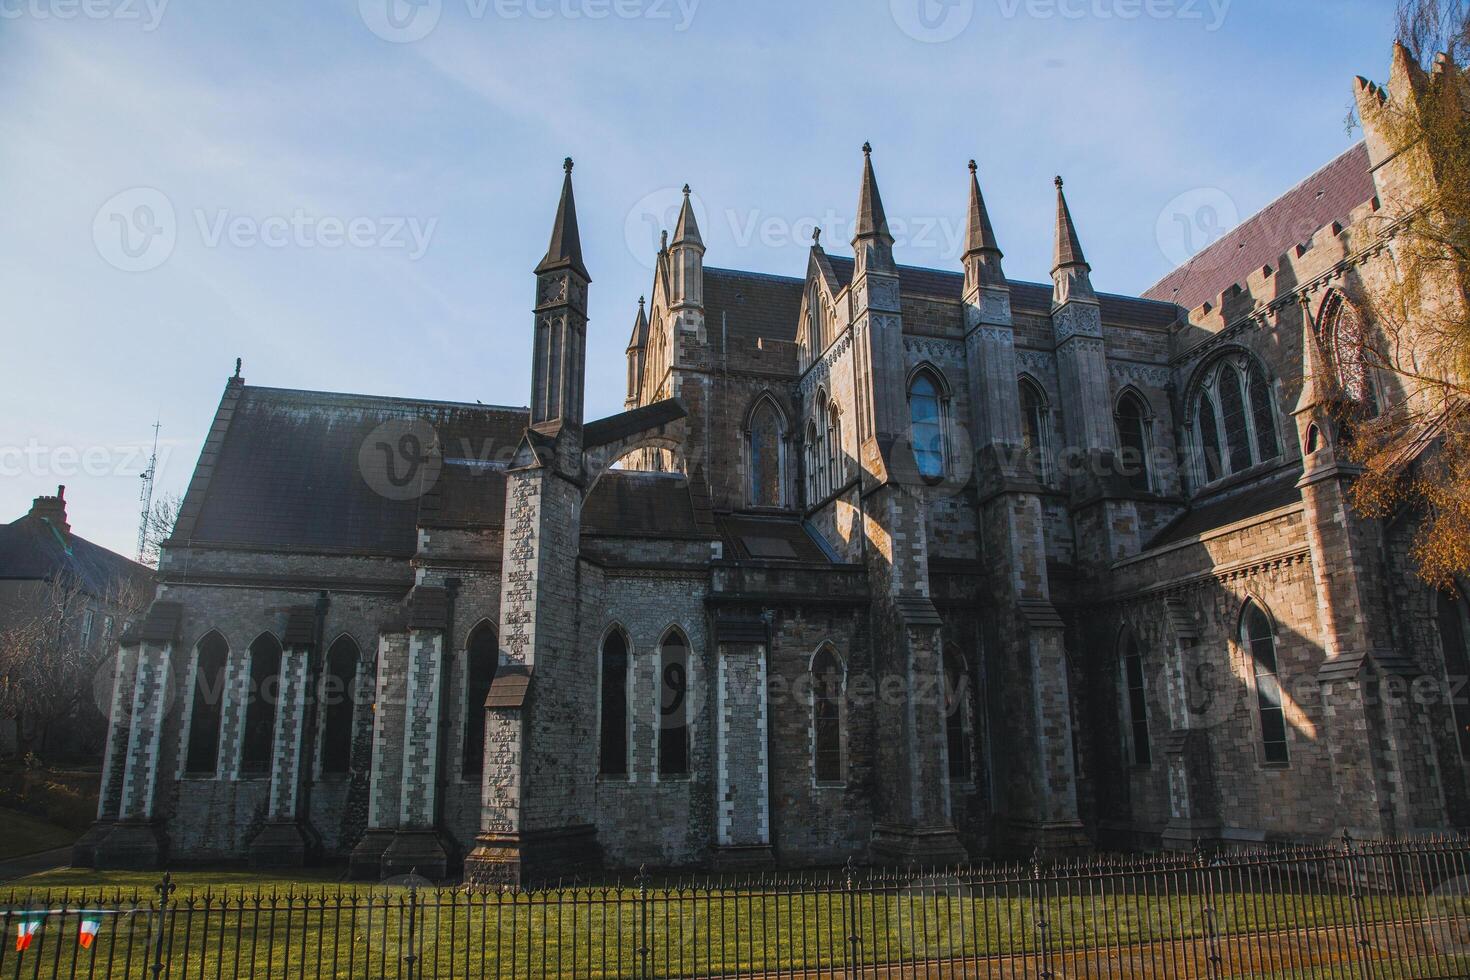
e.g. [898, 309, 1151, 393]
[0, 0, 1396, 556]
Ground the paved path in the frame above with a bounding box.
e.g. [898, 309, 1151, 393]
[0, 846, 72, 883]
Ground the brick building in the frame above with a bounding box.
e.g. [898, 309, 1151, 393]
[80, 47, 1470, 881]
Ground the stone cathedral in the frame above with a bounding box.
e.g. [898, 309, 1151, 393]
[80, 47, 1470, 882]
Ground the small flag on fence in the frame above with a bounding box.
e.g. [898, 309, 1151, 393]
[78, 917, 101, 949]
[14, 915, 44, 952]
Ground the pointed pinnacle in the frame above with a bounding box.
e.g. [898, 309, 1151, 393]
[853, 143, 891, 243]
[536, 157, 589, 280]
[965, 160, 1002, 260]
[1052, 174, 1088, 272]
[672, 184, 703, 247]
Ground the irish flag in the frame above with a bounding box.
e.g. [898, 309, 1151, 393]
[78, 917, 101, 949]
[14, 916, 43, 952]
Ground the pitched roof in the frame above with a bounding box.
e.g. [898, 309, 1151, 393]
[704, 267, 806, 374]
[1145, 471, 1303, 550]
[182, 386, 529, 556]
[717, 514, 833, 563]
[1144, 142, 1375, 312]
[581, 470, 709, 538]
[0, 512, 150, 596]
[822, 256, 1180, 327]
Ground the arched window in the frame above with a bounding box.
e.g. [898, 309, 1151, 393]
[462, 623, 498, 777]
[943, 645, 975, 782]
[184, 631, 229, 776]
[1248, 363, 1280, 461]
[658, 629, 690, 776]
[239, 633, 282, 775]
[1119, 631, 1151, 766]
[826, 401, 843, 490]
[1319, 292, 1380, 415]
[320, 636, 359, 776]
[1437, 589, 1470, 758]
[599, 628, 630, 777]
[908, 370, 946, 480]
[1020, 377, 1050, 483]
[812, 646, 844, 784]
[1114, 392, 1152, 494]
[747, 398, 785, 508]
[1241, 603, 1288, 764]
[1193, 353, 1281, 486]
[805, 420, 820, 504]
[815, 390, 831, 498]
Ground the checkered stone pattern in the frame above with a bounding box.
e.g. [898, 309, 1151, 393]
[716, 644, 769, 848]
[267, 645, 311, 821]
[398, 630, 444, 828]
[368, 630, 410, 832]
[97, 643, 140, 821]
[118, 641, 174, 821]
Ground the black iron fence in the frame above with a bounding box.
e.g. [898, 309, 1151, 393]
[5, 836, 1470, 978]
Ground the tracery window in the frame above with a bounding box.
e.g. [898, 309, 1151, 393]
[1020, 377, 1050, 483]
[1114, 392, 1152, 494]
[1319, 291, 1380, 415]
[747, 397, 785, 508]
[1192, 353, 1281, 486]
[908, 370, 946, 480]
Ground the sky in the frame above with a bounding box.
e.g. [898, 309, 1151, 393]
[0, 0, 1399, 557]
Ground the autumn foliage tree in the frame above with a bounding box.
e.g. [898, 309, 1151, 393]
[1343, 1, 1470, 587]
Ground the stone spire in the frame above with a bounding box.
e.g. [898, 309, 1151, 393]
[1051, 176, 1095, 306]
[1294, 300, 1337, 416]
[852, 142, 895, 275]
[963, 160, 1005, 291]
[530, 157, 590, 431]
[534, 158, 590, 282]
[672, 184, 702, 247]
[626, 295, 649, 351]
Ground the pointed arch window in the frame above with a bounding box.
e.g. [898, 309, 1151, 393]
[240, 633, 282, 775]
[1114, 392, 1152, 494]
[1020, 377, 1050, 483]
[1437, 589, 1470, 758]
[804, 420, 820, 505]
[811, 646, 844, 785]
[320, 636, 359, 776]
[184, 631, 229, 776]
[908, 370, 946, 480]
[1119, 632, 1151, 766]
[1242, 603, 1288, 764]
[826, 401, 843, 490]
[815, 390, 831, 498]
[747, 398, 785, 509]
[1193, 353, 1282, 487]
[462, 623, 498, 777]
[658, 629, 691, 776]
[943, 645, 975, 782]
[599, 629, 630, 777]
[1319, 292, 1381, 415]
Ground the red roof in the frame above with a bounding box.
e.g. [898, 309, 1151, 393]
[1144, 143, 1375, 312]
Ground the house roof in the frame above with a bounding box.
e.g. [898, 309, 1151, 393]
[0, 510, 150, 597]
[582, 470, 710, 539]
[1144, 142, 1376, 312]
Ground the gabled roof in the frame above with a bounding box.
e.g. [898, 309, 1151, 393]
[1144, 142, 1375, 312]
[0, 513, 150, 596]
[180, 385, 529, 556]
[581, 470, 711, 539]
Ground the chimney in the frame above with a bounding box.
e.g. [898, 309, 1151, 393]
[30, 485, 69, 535]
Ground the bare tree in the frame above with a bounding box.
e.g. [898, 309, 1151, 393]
[138, 492, 181, 569]
[1398, 0, 1470, 69]
[0, 573, 149, 757]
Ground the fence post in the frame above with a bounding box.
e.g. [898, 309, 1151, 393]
[151, 871, 174, 980]
[1342, 833, 1374, 980]
[404, 868, 419, 980]
[844, 856, 861, 979]
[1195, 839, 1224, 980]
[636, 864, 650, 980]
[1030, 848, 1055, 980]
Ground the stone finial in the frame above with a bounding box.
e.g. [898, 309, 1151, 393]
[563, 157, 573, 174]
[682, 183, 691, 196]
[233, 357, 242, 379]
[1054, 175, 1064, 189]
[812, 226, 822, 246]
[639, 295, 645, 307]
[862, 141, 872, 157]
[968, 159, 977, 174]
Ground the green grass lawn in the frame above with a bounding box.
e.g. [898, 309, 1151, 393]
[2, 870, 1467, 978]
[0, 808, 76, 861]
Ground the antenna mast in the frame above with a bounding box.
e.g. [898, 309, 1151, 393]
[136, 419, 161, 561]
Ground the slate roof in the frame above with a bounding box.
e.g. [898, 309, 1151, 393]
[1145, 471, 1303, 550]
[0, 510, 150, 597]
[716, 514, 832, 563]
[822, 256, 1182, 328]
[705, 267, 806, 374]
[581, 470, 709, 539]
[183, 386, 529, 556]
[1144, 143, 1375, 312]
